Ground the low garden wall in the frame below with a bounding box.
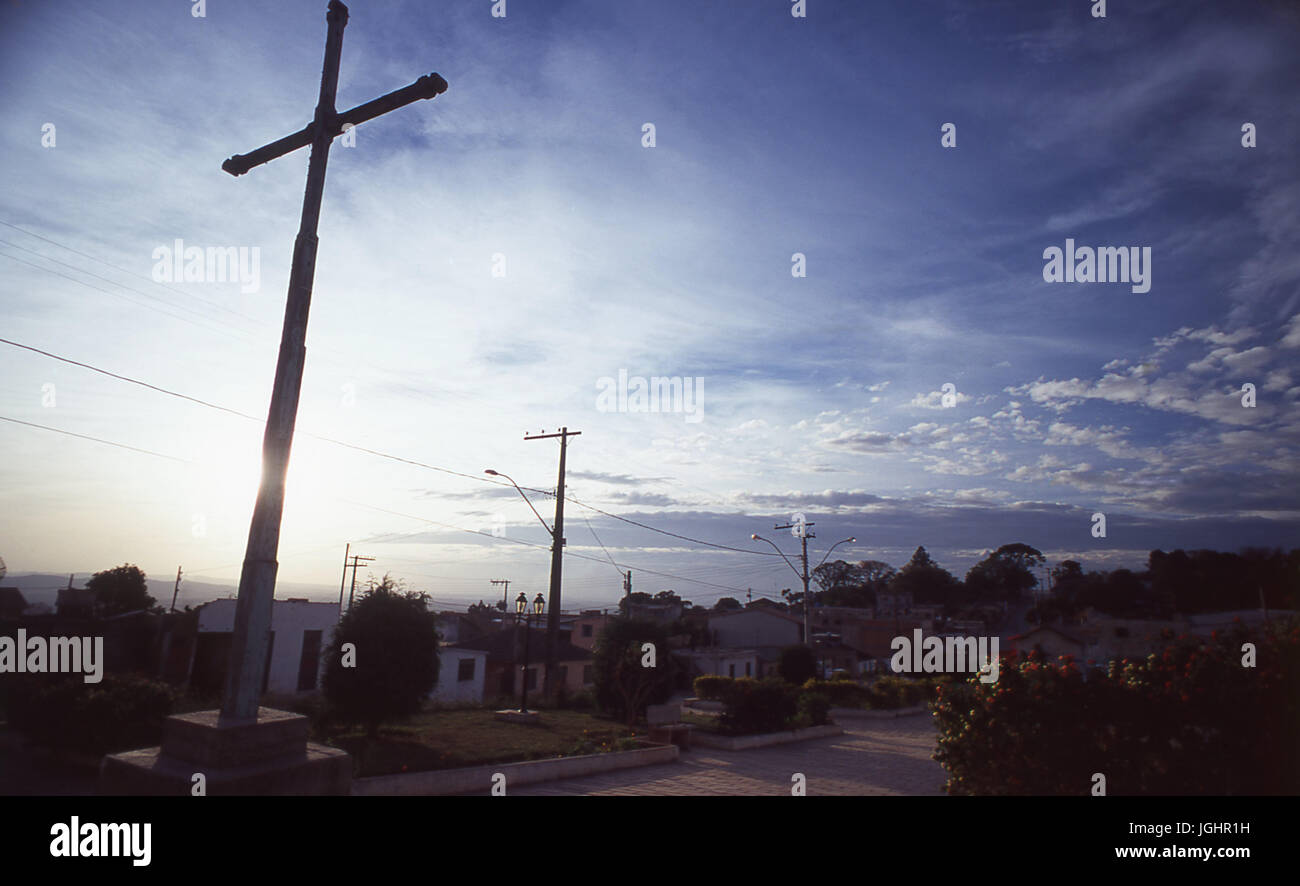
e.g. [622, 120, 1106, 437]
[690, 723, 843, 750]
[352, 740, 678, 795]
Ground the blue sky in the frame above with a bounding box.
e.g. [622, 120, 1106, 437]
[1, 0, 1297, 610]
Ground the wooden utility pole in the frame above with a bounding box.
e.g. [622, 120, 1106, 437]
[346, 553, 376, 611]
[526, 427, 580, 701]
[218, 0, 448, 722]
[775, 518, 814, 644]
[170, 566, 183, 613]
[491, 578, 511, 613]
[337, 542, 351, 616]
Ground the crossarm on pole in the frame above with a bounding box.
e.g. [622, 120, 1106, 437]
[221, 73, 448, 178]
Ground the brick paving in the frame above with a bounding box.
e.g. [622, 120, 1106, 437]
[508, 714, 946, 796]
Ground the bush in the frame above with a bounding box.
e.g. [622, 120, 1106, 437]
[932, 619, 1300, 795]
[693, 675, 733, 701]
[323, 577, 441, 738]
[777, 645, 817, 685]
[718, 678, 798, 735]
[7, 673, 177, 757]
[803, 678, 870, 707]
[796, 690, 832, 728]
[868, 675, 941, 709]
[593, 618, 677, 727]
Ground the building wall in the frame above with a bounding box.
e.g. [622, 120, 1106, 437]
[431, 647, 486, 704]
[198, 599, 338, 695]
[708, 610, 800, 649]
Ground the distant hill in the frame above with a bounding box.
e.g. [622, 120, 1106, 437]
[5, 573, 339, 612]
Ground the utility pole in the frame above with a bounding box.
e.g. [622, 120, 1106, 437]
[170, 566, 183, 613]
[774, 518, 814, 645]
[337, 542, 351, 616]
[217, 0, 449, 723]
[525, 426, 581, 701]
[346, 553, 375, 611]
[491, 578, 511, 614]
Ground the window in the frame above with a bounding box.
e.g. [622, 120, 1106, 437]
[457, 658, 475, 682]
[728, 663, 735, 678]
[582, 665, 594, 684]
[557, 665, 568, 685]
[525, 667, 538, 690]
[582, 624, 593, 638]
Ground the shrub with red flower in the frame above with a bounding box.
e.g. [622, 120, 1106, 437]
[931, 617, 1299, 795]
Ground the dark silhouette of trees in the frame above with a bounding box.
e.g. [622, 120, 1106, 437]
[87, 564, 156, 617]
[592, 618, 676, 727]
[322, 575, 440, 739]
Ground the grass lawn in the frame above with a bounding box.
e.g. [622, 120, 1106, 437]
[327, 707, 640, 777]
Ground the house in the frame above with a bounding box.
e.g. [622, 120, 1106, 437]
[56, 586, 96, 618]
[437, 611, 490, 646]
[707, 607, 802, 648]
[430, 646, 488, 704]
[1008, 624, 1088, 661]
[875, 590, 914, 618]
[454, 626, 595, 700]
[193, 598, 337, 697]
[675, 648, 761, 680]
[0, 587, 27, 619]
[567, 610, 614, 651]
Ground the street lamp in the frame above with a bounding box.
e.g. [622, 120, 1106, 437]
[485, 469, 553, 536]
[751, 531, 857, 647]
[515, 591, 546, 713]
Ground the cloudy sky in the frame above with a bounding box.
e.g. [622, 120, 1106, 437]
[1, 0, 1297, 611]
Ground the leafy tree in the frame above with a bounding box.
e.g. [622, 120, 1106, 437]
[322, 575, 440, 739]
[87, 564, 156, 617]
[965, 543, 1045, 603]
[889, 547, 961, 610]
[714, 597, 743, 611]
[617, 591, 654, 617]
[592, 618, 676, 727]
[777, 644, 817, 685]
[811, 559, 896, 607]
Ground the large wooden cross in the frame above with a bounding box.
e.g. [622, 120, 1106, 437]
[220, 0, 448, 722]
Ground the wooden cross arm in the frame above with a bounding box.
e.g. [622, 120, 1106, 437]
[222, 72, 449, 177]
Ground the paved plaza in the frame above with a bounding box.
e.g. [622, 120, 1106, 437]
[508, 714, 946, 796]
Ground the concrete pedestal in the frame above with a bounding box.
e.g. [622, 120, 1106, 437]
[99, 707, 352, 796]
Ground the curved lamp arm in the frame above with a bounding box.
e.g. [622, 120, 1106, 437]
[485, 469, 553, 536]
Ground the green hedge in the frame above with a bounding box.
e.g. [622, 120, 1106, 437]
[802, 678, 871, 707]
[932, 619, 1300, 795]
[693, 676, 834, 733]
[7, 673, 178, 757]
[693, 674, 732, 701]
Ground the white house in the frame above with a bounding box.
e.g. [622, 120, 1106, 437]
[197, 598, 338, 695]
[430, 645, 487, 704]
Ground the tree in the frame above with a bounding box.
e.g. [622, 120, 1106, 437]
[714, 597, 743, 611]
[890, 547, 961, 610]
[965, 543, 1045, 603]
[87, 564, 155, 617]
[811, 559, 896, 607]
[592, 618, 676, 727]
[322, 574, 440, 739]
[617, 591, 654, 617]
[777, 644, 817, 685]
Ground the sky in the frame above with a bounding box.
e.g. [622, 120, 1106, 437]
[1, 0, 1297, 612]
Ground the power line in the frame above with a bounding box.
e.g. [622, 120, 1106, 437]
[0, 414, 192, 463]
[0, 335, 779, 558]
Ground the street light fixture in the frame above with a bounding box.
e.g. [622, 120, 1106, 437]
[485, 469, 553, 536]
[751, 530, 858, 647]
[515, 591, 546, 713]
